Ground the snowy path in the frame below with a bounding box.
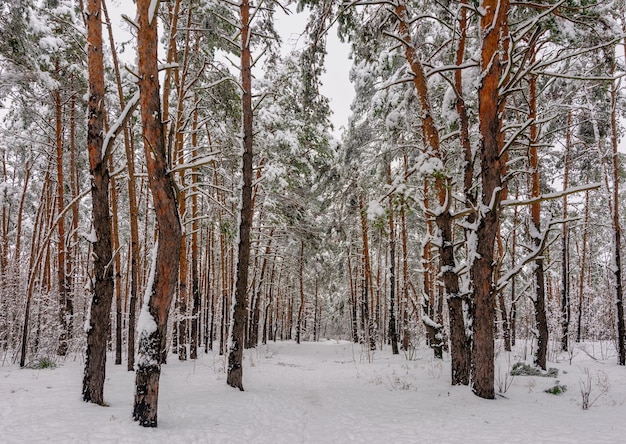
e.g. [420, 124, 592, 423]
[1, 340, 625, 443]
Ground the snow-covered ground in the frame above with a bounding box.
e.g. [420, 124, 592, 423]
[1, 340, 625, 443]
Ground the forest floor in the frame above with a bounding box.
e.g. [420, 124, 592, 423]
[1, 339, 625, 443]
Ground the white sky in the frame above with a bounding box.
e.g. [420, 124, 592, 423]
[105, 2, 354, 138]
[274, 8, 354, 138]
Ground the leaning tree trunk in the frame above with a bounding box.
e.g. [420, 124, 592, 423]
[82, 0, 115, 405]
[395, 0, 468, 382]
[471, 0, 509, 400]
[133, 0, 183, 427]
[227, 0, 253, 391]
[102, 0, 141, 371]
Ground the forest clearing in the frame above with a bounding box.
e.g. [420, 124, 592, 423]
[2, 340, 626, 443]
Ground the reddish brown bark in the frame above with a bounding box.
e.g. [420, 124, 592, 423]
[395, 0, 468, 382]
[529, 69, 548, 370]
[358, 195, 376, 350]
[471, 0, 510, 400]
[133, 0, 183, 426]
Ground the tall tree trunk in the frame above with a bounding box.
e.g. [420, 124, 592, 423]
[190, 107, 201, 360]
[133, 0, 183, 427]
[471, 0, 509, 400]
[576, 190, 590, 342]
[177, 199, 188, 361]
[171, 8, 194, 362]
[347, 248, 359, 343]
[313, 279, 320, 341]
[68, 83, 78, 345]
[454, 0, 474, 380]
[54, 83, 71, 357]
[0, 156, 6, 291]
[400, 194, 410, 351]
[102, 0, 141, 371]
[610, 54, 625, 365]
[495, 207, 511, 355]
[252, 230, 272, 347]
[358, 195, 376, 350]
[421, 187, 443, 359]
[262, 251, 276, 345]
[110, 155, 123, 366]
[296, 241, 305, 344]
[510, 191, 519, 347]
[395, 0, 467, 380]
[561, 111, 572, 351]
[19, 169, 52, 367]
[387, 170, 399, 355]
[13, 165, 31, 271]
[529, 69, 548, 370]
[83, 0, 115, 405]
[227, 0, 253, 391]
[219, 222, 228, 356]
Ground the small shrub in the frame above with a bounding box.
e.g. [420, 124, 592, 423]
[579, 368, 609, 410]
[510, 362, 558, 377]
[496, 365, 514, 394]
[24, 357, 57, 369]
[545, 383, 567, 395]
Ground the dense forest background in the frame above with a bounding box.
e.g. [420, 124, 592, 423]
[1, 0, 626, 427]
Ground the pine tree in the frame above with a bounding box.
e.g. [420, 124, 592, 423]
[133, 0, 183, 426]
[82, 0, 115, 405]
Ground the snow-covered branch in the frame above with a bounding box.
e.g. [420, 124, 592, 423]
[425, 61, 478, 78]
[102, 91, 140, 162]
[168, 154, 220, 174]
[499, 118, 534, 157]
[496, 217, 564, 291]
[501, 183, 600, 207]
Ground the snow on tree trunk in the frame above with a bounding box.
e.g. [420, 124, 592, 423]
[133, 0, 182, 426]
[471, 0, 510, 400]
[561, 111, 572, 352]
[387, 166, 399, 355]
[227, 0, 253, 391]
[82, 0, 115, 406]
[54, 82, 71, 358]
[529, 68, 548, 371]
[394, 0, 468, 381]
[610, 50, 625, 365]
